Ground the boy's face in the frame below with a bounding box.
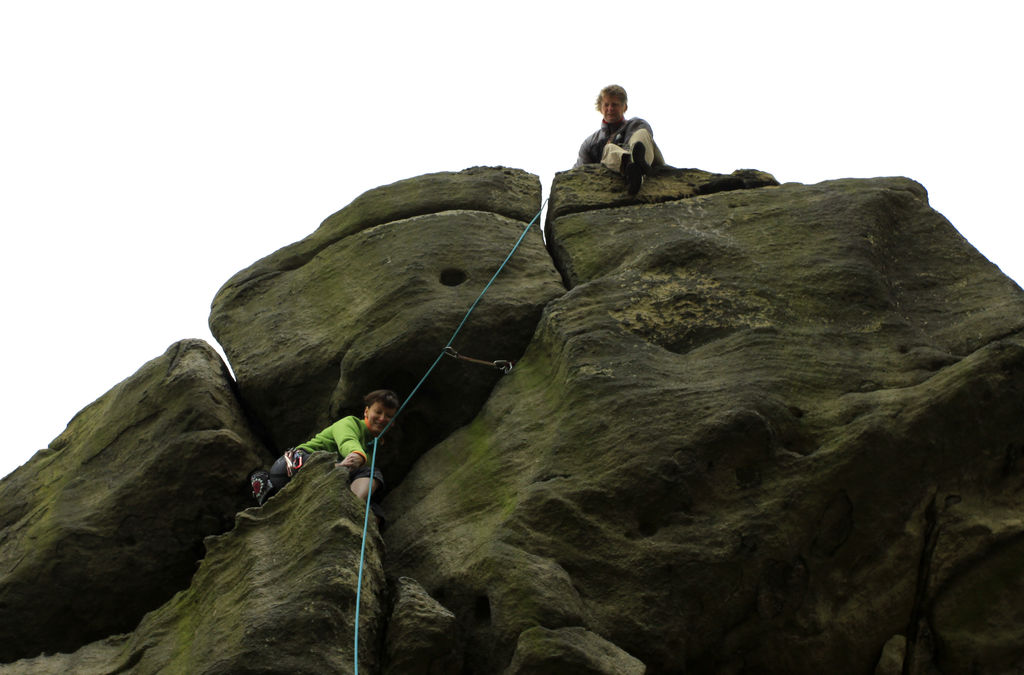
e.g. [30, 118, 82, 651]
[364, 401, 396, 436]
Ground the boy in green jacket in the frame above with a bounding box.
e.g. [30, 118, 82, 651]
[250, 389, 400, 505]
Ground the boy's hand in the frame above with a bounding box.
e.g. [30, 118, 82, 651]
[338, 453, 366, 470]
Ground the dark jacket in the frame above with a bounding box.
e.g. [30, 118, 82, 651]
[575, 117, 654, 167]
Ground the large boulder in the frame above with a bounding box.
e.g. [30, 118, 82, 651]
[0, 340, 266, 663]
[383, 176, 1024, 673]
[0, 452, 387, 674]
[543, 164, 779, 244]
[209, 167, 564, 482]
[384, 576, 462, 675]
[504, 626, 646, 675]
[5, 167, 1024, 673]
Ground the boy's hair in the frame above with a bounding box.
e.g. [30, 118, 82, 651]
[364, 389, 400, 410]
[595, 84, 628, 111]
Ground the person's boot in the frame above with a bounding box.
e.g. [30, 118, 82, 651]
[625, 142, 648, 196]
[632, 141, 650, 176]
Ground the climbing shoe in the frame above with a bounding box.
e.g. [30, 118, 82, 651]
[249, 469, 272, 506]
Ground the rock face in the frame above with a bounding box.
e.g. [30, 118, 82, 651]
[384, 577, 462, 674]
[545, 164, 779, 227]
[384, 174, 1024, 673]
[210, 166, 563, 482]
[0, 452, 387, 675]
[3, 165, 1024, 673]
[0, 340, 265, 663]
[504, 626, 647, 675]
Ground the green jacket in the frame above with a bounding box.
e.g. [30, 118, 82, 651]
[296, 416, 369, 461]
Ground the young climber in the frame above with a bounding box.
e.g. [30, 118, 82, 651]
[574, 84, 665, 196]
[249, 389, 400, 506]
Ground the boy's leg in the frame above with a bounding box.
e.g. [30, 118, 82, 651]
[349, 476, 384, 501]
[348, 466, 385, 502]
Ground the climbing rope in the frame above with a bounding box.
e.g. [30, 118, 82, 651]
[352, 198, 547, 673]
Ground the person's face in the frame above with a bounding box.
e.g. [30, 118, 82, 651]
[600, 95, 627, 124]
[363, 401, 396, 436]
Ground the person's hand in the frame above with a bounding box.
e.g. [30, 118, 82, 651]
[338, 453, 365, 470]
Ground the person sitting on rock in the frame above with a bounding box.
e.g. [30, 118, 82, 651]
[575, 84, 665, 196]
[249, 389, 400, 507]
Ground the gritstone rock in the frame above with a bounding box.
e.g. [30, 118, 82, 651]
[504, 626, 647, 675]
[384, 174, 1024, 673]
[0, 339, 266, 663]
[5, 166, 1024, 673]
[209, 166, 564, 484]
[0, 453, 386, 674]
[543, 164, 779, 244]
[384, 576, 462, 675]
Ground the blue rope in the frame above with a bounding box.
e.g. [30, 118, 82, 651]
[352, 199, 547, 673]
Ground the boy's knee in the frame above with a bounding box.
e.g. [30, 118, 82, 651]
[349, 477, 382, 502]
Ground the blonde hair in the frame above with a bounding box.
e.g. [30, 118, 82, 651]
[595, 84, 627, 111]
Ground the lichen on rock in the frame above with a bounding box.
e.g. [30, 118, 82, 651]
[209, 167, 564, 485]
[0, 339, 267, 664]
[385, 172, 1024, 673]
[4, 166, 1024, 673]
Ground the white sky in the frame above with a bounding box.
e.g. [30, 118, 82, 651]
[2, 1, 1021, 479]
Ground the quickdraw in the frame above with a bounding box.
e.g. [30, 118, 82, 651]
[443, 346, 514, 374]
[283, 448, 307, 477]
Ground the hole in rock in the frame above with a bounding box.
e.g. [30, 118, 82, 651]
[432, 586, 448, 604]
[474, 595, 492, 622]
[440, 268, 468, 286]
[735, 466, 763, 489]
[637, 519, 659, 537]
